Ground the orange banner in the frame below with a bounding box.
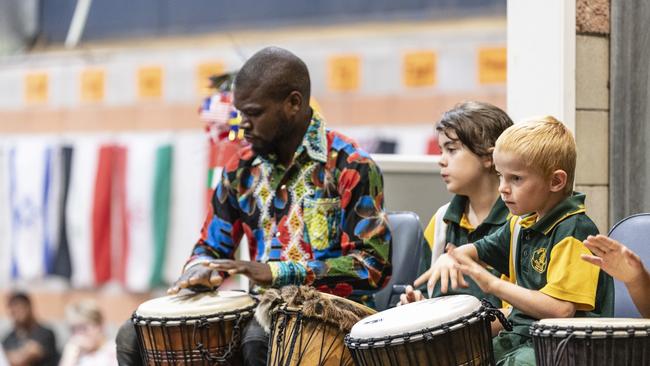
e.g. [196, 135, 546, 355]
[403, 51, 437, 88]
[138, 66, 163, 99]
[478, 47, 507, 85]
[327, 55, 360, 92]
[24, 72, 48, 104]
[196, 62, 224, 96]
[80, 68, 105, 103]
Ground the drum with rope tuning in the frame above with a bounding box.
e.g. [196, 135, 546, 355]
[531, 318, 650, 366]
[345, 295, 506, 366]
[256, 285, 376, 366]
[132, 291, 256, 365]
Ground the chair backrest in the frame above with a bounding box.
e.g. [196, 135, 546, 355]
[373, 211, 425, 311]
[608, 213, 650, 317]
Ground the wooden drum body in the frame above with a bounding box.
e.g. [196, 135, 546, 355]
[132, 291, 256, 365]
[256, 285, 376, 366]
[531, 318, 650, 366]
[345, 295, 496, 366]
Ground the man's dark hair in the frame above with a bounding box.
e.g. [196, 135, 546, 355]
[235, 46, 311, 102]
[436, 101, 513, 157]
[8, 291, 31, 306]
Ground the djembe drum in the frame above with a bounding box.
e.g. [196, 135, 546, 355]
[255, 285, 376, 366]
[345, 295, 507, 366]
[531, 318, 650, 366]
[132, 291, 256, 365]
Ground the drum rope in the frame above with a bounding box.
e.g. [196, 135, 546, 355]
[193, 312, 246, 365]
[481, 299, 512, 331]
[552, 326, 576, 366]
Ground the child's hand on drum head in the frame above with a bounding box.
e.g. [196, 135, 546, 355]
[449, 249, 499, 294]
[414, 244, 469, 295]
[167, 263, 223, 295]
[398, 285, 425, 305]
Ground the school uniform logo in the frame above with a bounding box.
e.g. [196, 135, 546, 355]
[532, 247, 548, 273]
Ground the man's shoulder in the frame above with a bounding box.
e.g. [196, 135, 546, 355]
[223, 145, 256, 174]
[326, 130, 376, 166]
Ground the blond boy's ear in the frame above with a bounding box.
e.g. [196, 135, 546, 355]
[549, 169, 568, 193]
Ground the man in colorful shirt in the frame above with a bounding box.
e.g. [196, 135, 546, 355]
[165, 46, 392, 366]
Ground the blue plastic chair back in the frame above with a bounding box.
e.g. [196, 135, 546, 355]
[608, 213, 650, 317]
[373, 211, 425, 311]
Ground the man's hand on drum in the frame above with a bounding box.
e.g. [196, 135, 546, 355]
[449, 249, 499, 294]
[413, 244, 469, 296]
[208, 259, 273, 286]
[581, 234, 646, 285]
[167, 264, 223, 295]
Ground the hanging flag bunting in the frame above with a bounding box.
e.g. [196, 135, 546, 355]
[164, 133, 207, 286]
[123, 136, 160, 292]
[0, 144, 12, 285]
[8, 140, 50, 280]
[66, 138, 101, 288]
[150, 144, 173, 288]
[52, 146, 74, 280]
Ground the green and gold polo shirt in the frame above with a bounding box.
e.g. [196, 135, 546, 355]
[473, 192, 614, 336]
[419, 195, 510, 307]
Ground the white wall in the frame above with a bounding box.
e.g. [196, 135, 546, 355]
[507, 0, 576, 131]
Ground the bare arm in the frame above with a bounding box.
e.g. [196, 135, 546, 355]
[582, 235, 650, 317]
[451, 250, 577, 319]
[626, 270, 650, 318]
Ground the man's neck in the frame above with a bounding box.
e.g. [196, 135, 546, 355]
[275, 111, 311, 166]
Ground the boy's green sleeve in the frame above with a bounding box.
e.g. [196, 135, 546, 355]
[473, 219, 511, 276]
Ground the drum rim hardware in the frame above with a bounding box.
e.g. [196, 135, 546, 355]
[530, 321, 650, 339]
[132, 300, 257, 364]
[345, 300, 511, 349]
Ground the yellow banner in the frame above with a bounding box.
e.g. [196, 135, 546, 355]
[25, 72, 48, 104]
[403, 51, 436, 87]
[80, 68, 105, 103]
[478, 47, 507, 85]
[327, 55, 360, 92]
[196, 62, 224, 96]
[138, 66, 163, 99]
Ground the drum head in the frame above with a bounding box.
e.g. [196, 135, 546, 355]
[349, 294, 481, 340]
[135, 291, 256, 318]
[537, 318, 650, 328]
[533, 318, 650, 338]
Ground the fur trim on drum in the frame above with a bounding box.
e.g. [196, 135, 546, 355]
[255, 285, 373, 334]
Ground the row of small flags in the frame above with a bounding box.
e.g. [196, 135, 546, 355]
[21, 47, 506, 105]
[0, 133, 216, 292]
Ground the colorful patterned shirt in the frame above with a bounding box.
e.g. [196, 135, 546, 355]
[188, 112, 392, 304]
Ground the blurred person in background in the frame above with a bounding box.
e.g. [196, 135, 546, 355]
[2, 292, 58, 366]
[58, 300, 116, 366]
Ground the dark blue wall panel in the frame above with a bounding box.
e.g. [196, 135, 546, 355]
[39, 0, 505, 43]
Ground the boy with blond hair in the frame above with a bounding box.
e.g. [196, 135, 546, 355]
[428, 116, 614, 365]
